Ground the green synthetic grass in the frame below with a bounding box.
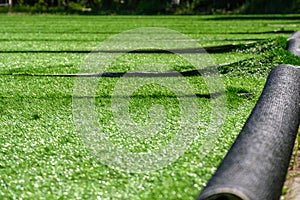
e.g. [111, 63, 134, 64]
[0, 15, 300, 199]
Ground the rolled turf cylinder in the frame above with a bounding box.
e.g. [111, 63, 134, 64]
[287, 31, 300, 57]
[198, 64, 300, 200]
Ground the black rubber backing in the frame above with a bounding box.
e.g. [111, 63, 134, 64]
[287, 31, 300, 57]
[198, 64, 300, 200]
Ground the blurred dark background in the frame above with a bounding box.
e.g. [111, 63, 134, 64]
[0, 0, 300, 14]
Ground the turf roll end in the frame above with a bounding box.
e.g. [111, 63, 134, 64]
[287, 31, 300, 57]
[198, 64, 300, 200]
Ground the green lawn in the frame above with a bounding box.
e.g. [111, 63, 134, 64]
[0, 15, 300, 199]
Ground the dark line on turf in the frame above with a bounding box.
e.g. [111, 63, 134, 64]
[207, 16, 300, 20]
[228, 30, 295, 34]
[0, 30, 295, 34]
[0, 38, 265, 42]
[0, 61, 238, 77]
[0, 43, 257, 54]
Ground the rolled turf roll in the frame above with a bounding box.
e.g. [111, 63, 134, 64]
[287, 31, 300, 57]
[198, 64, 300, 200]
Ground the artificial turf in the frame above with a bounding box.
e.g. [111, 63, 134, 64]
[0, 15, 300, 199]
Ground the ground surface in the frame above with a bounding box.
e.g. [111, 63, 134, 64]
[0, 15, 299, 199]
[283, 129, 300, 200]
